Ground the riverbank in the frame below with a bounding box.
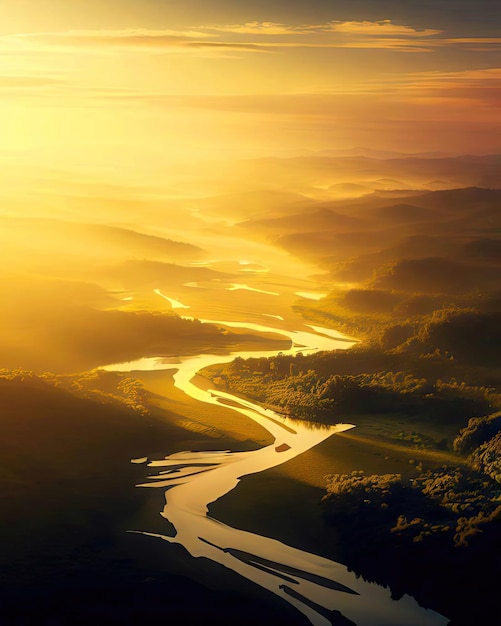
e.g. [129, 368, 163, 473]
[103, 312, 449, 626]
[0, 370, 311, 626]
[198, 305, 501, 626]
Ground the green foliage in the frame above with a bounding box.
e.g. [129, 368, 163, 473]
[454, 505, 501, 548]
[205, 265, 501, 621]
[324, 470, 403, 516]
[374, 257, 486, 295]
[0, 368, 149, 416]
[416, 309, 501, 366]
[323, 466, 501, 551]
[390, 515, 451, 544]
[379, 323, 416, 349]
[206, 353, 495, 434]
[470, 432, 501, 483]
[414, 467, 498, 518]
[453, 411, 501, 454]
[342, 289, 401, 313]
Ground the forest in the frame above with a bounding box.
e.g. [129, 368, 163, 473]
[203, 300, 501, 624]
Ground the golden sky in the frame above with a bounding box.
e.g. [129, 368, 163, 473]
[0, 0, 499, 176]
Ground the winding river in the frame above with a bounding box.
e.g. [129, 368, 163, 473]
[106, 312, 448, 626]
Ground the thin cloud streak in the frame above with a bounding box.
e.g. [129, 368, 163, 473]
[21, 28, 218, 41]
[195, 21, 309, 35]
[317, 20, 442, 36]
[0, 29, 269, 57]
[3, 21, 500, 57]
[200, 19, 442, 37]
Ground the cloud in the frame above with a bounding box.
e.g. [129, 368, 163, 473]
[442, 37, 501, 51]
[197, 21, 306, 35]
[19, 28, 217, 49]
[317, 20, 442, 37]
[36, 28, 218, 43]
[192, 19, 501, 52]
[182, 42, 268, 52]
[271, 40, 435, 51]
[198, 19, 442, 40]
[1, 29, 269, 57]
[3, 22, 500, 58]
[260, 38, 501, 53]
[369, 67, 501, 95]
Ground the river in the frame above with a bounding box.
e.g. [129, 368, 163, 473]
[105, 309, 448, 626]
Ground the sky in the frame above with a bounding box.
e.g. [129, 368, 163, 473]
[0, 0, 499, 176]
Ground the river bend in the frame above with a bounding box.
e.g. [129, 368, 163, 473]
[106, 314, 447, 626]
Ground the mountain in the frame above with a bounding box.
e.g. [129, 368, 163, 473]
[237, 207, 361, 234]
[0, 216, 204, 262]
[370, 203, 435, 223]
[404, 187, 501, 212]
[373, 257, 499, 295]
[95, 259, 231, 289]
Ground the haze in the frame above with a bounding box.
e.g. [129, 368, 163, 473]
[0, 2, 500, 626]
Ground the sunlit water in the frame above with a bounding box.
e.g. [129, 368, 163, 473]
[104, 303, 448, 626]
[153, 288, 190, 309]
[295, 291, 327, 301]
[227, 283, 279, 296]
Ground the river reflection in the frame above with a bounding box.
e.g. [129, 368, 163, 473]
[106, 315, 448, 626]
